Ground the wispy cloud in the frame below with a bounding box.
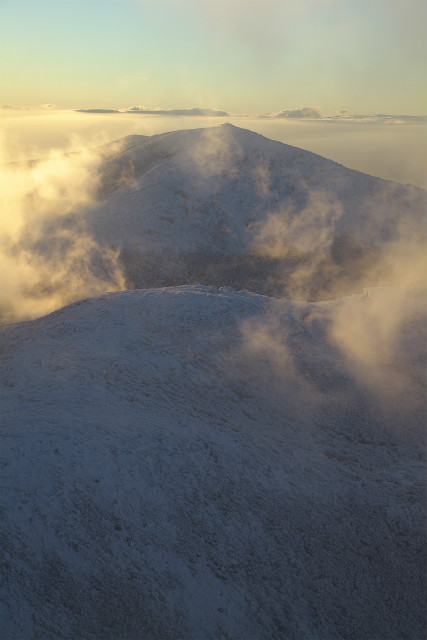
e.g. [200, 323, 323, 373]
[0, 105, 31, 111]
[76, 106, 229, 117]
[324, 112, 427, 124]
[259, 107, 427, 123]
[261, 107, 323, 119]
[1, 104, 55, 112]
[74, 108, 120, 114]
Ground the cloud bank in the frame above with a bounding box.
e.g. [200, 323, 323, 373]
[76, 107, 229, 117]
[262, 107, 323, 119]
[73, 105, 426, 123]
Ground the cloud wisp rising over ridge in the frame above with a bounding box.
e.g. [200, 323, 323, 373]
[0, 139, 126, 320]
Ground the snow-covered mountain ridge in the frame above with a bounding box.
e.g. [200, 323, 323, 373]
[1, 125, 426, 638]
[32, 124, 426, 301]
[1, 285, 425, 639]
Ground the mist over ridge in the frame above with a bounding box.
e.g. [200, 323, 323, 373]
[1, 123, 425, 321]
[1, 123, 426, 639]
[2, 0, 426, 633]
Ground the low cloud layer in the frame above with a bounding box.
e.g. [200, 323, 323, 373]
[76, 107, 229, 117]
[73, 105, 426, 124]
[325, 113, 427, 124]
[260, 109, 426, 123]
[262, 107, 323, 119]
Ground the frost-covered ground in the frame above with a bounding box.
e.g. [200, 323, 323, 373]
[1, 285, 425, 639]
[1, 125, 426, 638]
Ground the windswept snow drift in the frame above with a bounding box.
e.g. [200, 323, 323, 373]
[1, 285, 425, 639]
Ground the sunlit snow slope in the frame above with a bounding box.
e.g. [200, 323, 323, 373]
[1, 286, 425, 639]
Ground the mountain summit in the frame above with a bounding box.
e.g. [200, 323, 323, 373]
[29, 125, 426, 301]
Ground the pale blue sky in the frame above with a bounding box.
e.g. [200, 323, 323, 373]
[1, 0, 426, 114]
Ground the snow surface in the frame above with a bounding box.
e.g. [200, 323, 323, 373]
[30, 124, 426, 299]
[1, 285, 425, 639]
[1, 125, 426, 638]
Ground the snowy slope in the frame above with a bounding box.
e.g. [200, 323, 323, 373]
[94, 125, 424, 254]
[29, 124, 427, 299]
[1, 285, 425, 639]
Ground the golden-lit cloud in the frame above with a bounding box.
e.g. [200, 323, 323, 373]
[330, 287, 426, 416]
[239, 159, 426, 423]
[234, 307, 321, 423]
[0, 139, 126, 321]
[236, 284, 425, 434]
[249, 171, 426, 301]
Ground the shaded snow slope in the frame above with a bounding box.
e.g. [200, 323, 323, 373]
[1, 286, 425, 639]
[26, 125, 427, 300]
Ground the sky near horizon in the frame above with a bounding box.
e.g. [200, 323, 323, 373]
[1, 0, 426, 188]
[1, 0, 426, 115]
